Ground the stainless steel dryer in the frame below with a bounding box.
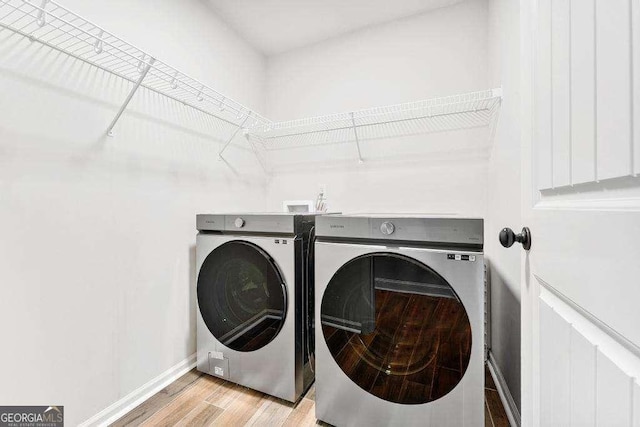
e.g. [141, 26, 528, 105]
[196, 213, 316, 402]
[314, 214, 484, 426]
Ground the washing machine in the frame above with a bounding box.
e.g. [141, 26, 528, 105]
[196, 213, 316, 402]
[314, 214, 484, 426]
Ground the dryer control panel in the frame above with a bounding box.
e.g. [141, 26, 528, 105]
[316, 214, 483, 247]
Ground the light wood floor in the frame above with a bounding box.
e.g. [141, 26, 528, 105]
[112, 365, 510, 426]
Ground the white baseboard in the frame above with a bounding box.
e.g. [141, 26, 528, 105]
[79, 353, 197, 427]
[487, 352, 521, 427]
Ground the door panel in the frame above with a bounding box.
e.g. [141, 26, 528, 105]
[536, 0, 635, 189]
[532, 0, 640, 348]
[535, 0, 553, 190]
[595, 0, 633, 181]
[634, 382, 640, 427]
[320, 253, 472, 405]
[537, 288, 640, 427]
[197, 240, 287, 352]
[523, 0, 640, 425]
[569, 0, 596, 184]
[532, 210, 640, 347]
[551, 0, 571, 187]
[539, 302, 570, 426]
[569, 329, 596, 427]
[596, 350, 633, 427]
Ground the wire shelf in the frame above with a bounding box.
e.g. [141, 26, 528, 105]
[0, 0, 270, 133]
[0, 0, 502, 167]
[249, 89, 502, 154]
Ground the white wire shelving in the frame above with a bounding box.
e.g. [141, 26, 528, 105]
[0, 0, 502, 167]
[249, 89, 503, 163]
[0, 0, 270, 160]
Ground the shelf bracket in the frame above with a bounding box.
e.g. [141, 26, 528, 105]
[107, 57, 156, 137]
[218, 115, 250, 160]
[35, 0, 48, 27]
[349, 112, 364, 164]
[244, 131, 269, 174]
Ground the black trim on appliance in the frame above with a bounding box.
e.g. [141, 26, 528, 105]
[198, 230, 297, 238]
[315, 236, 483, 252]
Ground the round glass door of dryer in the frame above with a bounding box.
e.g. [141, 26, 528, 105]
[320, 253, 472, 404]
[197, 241, 287, 352]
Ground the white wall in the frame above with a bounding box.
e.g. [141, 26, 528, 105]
[266, 0, 488, 121]
[264, 0, 490, 217]
[487, 0, 522, 414]
[0, 1, 266, 425]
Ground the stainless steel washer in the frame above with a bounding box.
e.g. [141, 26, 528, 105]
[196, 213, 316, 402]
[314, 214, 484, 426]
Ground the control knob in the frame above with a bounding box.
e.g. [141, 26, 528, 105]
[234, 218, 245, 228]
[380, 221, 395, 235]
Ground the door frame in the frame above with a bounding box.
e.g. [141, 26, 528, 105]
[520, 0, 538, 424]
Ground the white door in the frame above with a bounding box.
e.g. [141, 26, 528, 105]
[520, 0, 640, 426]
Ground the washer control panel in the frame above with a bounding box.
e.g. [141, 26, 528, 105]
[316, 215, 484, 246]
[447, 253, 477, 262]
[197, 214, 299, 233]
[380, 221, 395, 235]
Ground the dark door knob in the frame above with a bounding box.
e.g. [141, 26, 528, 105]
[499, 227, 532, 250]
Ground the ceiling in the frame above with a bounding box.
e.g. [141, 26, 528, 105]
[204, 0, 466, 56]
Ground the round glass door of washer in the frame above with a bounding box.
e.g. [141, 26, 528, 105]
[320, 253, 472, 404]
[198, 241, 287, 352]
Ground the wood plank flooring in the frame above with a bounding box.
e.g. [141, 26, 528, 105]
[112, 365, 510, 426]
